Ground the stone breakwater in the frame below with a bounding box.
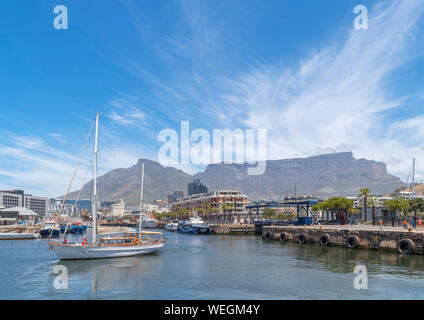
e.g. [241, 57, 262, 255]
[262, 225, 424, 255]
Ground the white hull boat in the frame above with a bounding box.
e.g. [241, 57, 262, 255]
[142, 219, 158, 229]
[49, 241, 165, 260]
[48, 114, 167, 261]
[0, 233, 39, 240]
[165, 222, 179, 231]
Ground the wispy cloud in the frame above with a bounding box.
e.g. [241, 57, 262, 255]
[106, 95, 147, 127]
[211, 0, 424, 181]
[48, 133, 67, 144]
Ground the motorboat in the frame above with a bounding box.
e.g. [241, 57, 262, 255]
[177, 216, 211, 234]
[39, 220, 61, 238]
[165, 222, 179, 231]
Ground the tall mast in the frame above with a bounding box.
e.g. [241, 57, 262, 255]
[138, 162, 145, 239]
[92, 113, 99, 244]
[412, 158, 416, 200]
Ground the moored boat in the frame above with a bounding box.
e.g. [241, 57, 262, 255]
[177, 216, 211, 234]
[48, 113, 167, 260]
[165, 222, 179, 231]
[0, 233, 39, 240]
[39, 220, 61, 238]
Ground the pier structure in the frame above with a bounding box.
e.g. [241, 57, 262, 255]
[262, 225, 424, 255]
[246, 199, 320, 224]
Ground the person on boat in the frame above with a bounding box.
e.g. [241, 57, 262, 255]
[63, 238, 67, 244]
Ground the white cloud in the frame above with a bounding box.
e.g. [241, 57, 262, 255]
[213, 0, 424, 181]
[107, 95, 147, 127]
[48, 133, 67, 144]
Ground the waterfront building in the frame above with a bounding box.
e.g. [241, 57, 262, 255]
[171, 190, 248, 223]
[48, 198, 91, 216]
[0, 207, 39, 225]
[111, 199, 126, 217]
[24, 194, 48, 216]
[0, 190, 47, 216]
[188, 179, 208, 196]
[168, 191, 184, 204]
[0, 190, 23, 208]
[143, 204, 159, 213]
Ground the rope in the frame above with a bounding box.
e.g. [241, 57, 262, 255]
[49, 119, 94, 240]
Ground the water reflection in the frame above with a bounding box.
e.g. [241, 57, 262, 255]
[273, 241, 424, 277]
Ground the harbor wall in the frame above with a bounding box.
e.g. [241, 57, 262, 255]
[210, 224, 255, 235]
[262, 225, 424, 255]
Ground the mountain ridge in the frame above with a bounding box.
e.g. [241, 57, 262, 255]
[65, 152, 403, 205]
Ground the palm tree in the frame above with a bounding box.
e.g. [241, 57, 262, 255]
[221, 203, 228, 224]
[368, 197, 378, 225]
[227, 203, 234, 224]
[359, 188, 371, 223]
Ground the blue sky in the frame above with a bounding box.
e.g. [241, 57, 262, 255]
[0, 0, 424, 197]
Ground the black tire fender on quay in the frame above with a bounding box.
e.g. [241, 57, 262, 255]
[298, 233, 307, 244]
[397, 238, 414, 254]
[264, 231, 272, 240]
[280, 232, 287, 242]
[346, 235, 360, 249]
[319, 234, 331, 246]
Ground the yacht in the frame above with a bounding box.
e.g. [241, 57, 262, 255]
[141, 214, 158, 229]
[178, 216, 211, 234]
[48, 113, 167, 260]
[165, 222, 179, 231]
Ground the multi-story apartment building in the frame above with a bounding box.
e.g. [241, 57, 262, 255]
[0, 190, 23, 208]
[0, 190, 47, 216]
[168, 191, 184, 204]
[171, 190, 248, 223]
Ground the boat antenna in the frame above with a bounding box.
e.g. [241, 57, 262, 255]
[412, 158, 416, 200]
[138, 162, 145, 240]
[92, 113, 99, 245]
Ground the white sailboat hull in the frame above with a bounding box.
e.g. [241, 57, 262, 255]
[49, 242, 165, 260]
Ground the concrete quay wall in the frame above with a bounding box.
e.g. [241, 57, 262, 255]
[262, 225, 424, 254]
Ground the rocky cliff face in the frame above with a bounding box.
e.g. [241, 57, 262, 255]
[66, 152, 403, 204]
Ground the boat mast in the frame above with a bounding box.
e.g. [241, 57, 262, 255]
[92, 113, 99, 244]
[412, 158, 416, 200]
[138, 162, 145, 239]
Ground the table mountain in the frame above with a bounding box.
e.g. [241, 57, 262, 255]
[65, 152, 403, 204]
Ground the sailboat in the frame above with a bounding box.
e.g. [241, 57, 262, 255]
[48, 113, 167, 260]
[138, 164, 158, 229]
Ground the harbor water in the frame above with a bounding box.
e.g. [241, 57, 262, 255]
[1, 231, 424, 299]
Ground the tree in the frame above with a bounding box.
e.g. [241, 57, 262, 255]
[359, 188, 371, 222]
[385, 199, 410, 217]
[263, 208, 277, 220]
[315, 197, 354, 224]
[409, 199, 424, 219]
[221, 203, 229, 223]
[227, 203, 234, 223]
[368, 197, 378, 224]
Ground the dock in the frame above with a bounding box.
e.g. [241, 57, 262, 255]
[262, 225, 424, 254]
[209, 224, 255, 235]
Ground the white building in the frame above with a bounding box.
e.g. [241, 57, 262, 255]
[0, 190, 47, 216]
[24, 194, 48, 216]
[111, 199, 126, 217]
